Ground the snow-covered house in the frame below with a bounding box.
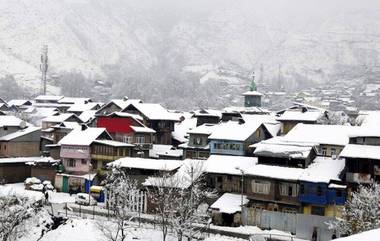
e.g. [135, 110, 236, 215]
[192, 109, 222, 127]
[0, 157, 43, 183]
[0, 115, 29, 137]
[253, 137, 318, 168]
[208, 118, 274, 156]
[95, 98, 142, 116]
[121, 102, 181, 145]
[179, 123, 217, 159]
[284, 124, 358, 157]
[26, 157, 60, 185]
[96, 112, 156, 157]
[340, 128, 380, 186]
[0, 126, 41, 158]
[7, 99, 32, 110]
[276, 110, 324, 134]
[67, 102, 102, 116]
[41, 113, 83, 130]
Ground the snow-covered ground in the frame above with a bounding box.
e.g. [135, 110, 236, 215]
[335, 228, 380, 241]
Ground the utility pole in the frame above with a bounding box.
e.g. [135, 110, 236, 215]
[40, 45, 48, 95]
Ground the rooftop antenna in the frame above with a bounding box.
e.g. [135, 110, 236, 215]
[40, 45, 48, 95]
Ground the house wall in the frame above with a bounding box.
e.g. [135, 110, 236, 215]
[0, 163, 31, 183]
[0, 141, 40, 157]
[60, 145, 91, 159]
[62, 158, 91, 173]
[318, 144, 344, 157]
[183, 149, 210, 159]
[346, 157, 380, 183]
[207, 173, 241, 193]
[195, 116, 220, 126]
[31, 166, 56, 184]
[97, 116, 140, 134]
[96, 103, 122, 116]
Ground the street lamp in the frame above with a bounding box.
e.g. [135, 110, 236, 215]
[235, 167, 245, 226]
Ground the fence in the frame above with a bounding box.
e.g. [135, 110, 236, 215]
[243, 208, 338, 241]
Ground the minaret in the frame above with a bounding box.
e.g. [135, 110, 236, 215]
[243, 71, 262, 107]
[40, 45, 48, 95]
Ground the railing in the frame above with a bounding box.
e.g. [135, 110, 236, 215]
[346, 172, 372, 183]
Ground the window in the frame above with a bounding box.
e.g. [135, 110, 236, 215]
[3, 126, 7, 131]
[252, 180, 271, 194]
[81, 159, 87, 165]
[280, 183, 298, 197]
[311, 206, 325, 216]
[217, 176, 223, 182]
[136, 136, 145, 143]
[123, 136, 132, 144]
[194, 137, 202, 145]
[357, 137, 364, 144]
[67, 159, 76, 167]
[331, 148, 336, 157]
[300, 184, 305, 194]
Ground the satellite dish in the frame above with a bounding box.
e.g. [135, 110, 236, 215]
[20, 121, 27, 129]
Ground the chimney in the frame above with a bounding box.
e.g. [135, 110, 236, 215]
[123, 96, 129, 101]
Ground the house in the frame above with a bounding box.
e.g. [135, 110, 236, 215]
[79, 110, 97, 126]
[90, 140, 134, 176]
[284, 124, 358, 157]
[192, 109, 221, 126]
[179, 123, 217, 159]
[210, 193, 249, 227]
[67, 102, 102, 116]
[7, 99, 33, 110]
[57, 97, 92, 105]
[340, 128, 380, 187]
[34, 95, 70, 111]
[253, 137, 318, 168]
[121, 102, 181, 145]
[0, 115, 29, 137]
[96, 112, 156, 157]
[41, 113, 83, 130]
[0, 126, 41, 157]
[35, 95, 64, 104]
[276, 110, 324, 134]
[222, 107, 270, 122]
[0, 157, 43, 183]
[243, 91, 263, 107]
[204, 155, 257, 194]
[149, 144, 183, 160]
[298, 157, 346, 217]
[208, 117, 274, 156]
[171, 113, 197, 146]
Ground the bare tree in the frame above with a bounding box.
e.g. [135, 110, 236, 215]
[0, 195, 40, 241]
[98, 166, 140, 241]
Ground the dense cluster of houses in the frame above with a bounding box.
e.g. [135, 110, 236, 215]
[0, 83, 380, 240]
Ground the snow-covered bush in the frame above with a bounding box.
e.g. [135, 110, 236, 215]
[336, 182, 380, 235]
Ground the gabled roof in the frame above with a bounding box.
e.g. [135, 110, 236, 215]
[123, 103, 181, 121]
[187, 123, 217, 135]
[340, 144, 380, 160]
[42, 113, 82, 123]
[208, 118, 268, 142]
[0, 126, 41, 141]
[285, 123, 357, 146]
[253, 137, 317, 159]
[193, 109, 222, 118]
[96, 99, 142, 115]
[211, 193, 248, 214]
[276, 110, 323, 122]
[58, 127, 111, 146]
[35, 95, 64, 102]
[7, 99, 32, 107]
[52, 122, 81, 130]
[92, 140, 134, 147]
[0, 115, 26, 127]
[57, 97, 92, 104]
[106, 112, 143, 121]
[79, 110, 97, 123]
[67, 102, 101, 112]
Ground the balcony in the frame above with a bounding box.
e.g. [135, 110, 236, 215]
[299, 194, 327, 205]
[346, 172, 372, 184]
[133, 143, 153, 150]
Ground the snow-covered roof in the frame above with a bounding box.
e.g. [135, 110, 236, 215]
[245, 164, 305, 181]
[0, 115, 25, 127]
[25, 156, 59, 165]
[58, 97, 92, 104]
[245, 157, 344, 183]
[223, 106, 270, 114]
[52, 121, 81, 130]
[67, 102, 100, 112]
[106, 112, 144, 121]
[242, 91, 263, 96]
[7, 99, 31, 106]
[205, 155, 257, 175]
[340, 144, 380, 160]
[0, 126, 40, 141]
[187, 123, 217, 135]
[125, 103, 181, 121]
[299, 157, 345, 183]
[285, 123, 357, 146]
[92, 140, 134, 147]
[348, 126, 380, 138]
[172, 113, 197, 143]
[253, 137, 317, 159]
[211, 193, 248, 214]
[112, 99, 142, 109]
[79, 110, 97, 123]
[276, 110, 323, 122]
[335, 228, 380, 241]
[42, 113, 79, 123]
[193, 109, 222, 118]
[58, 127, 110, 146]
[35, 95, 64, 101]
[130, 125, 156, 133]
[149, 144, 183, 158]
[108, 157, 183, 171]
[143, 159, 205, 189]
[208, 120, 264, 141]
[0, 157, 44, 164]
